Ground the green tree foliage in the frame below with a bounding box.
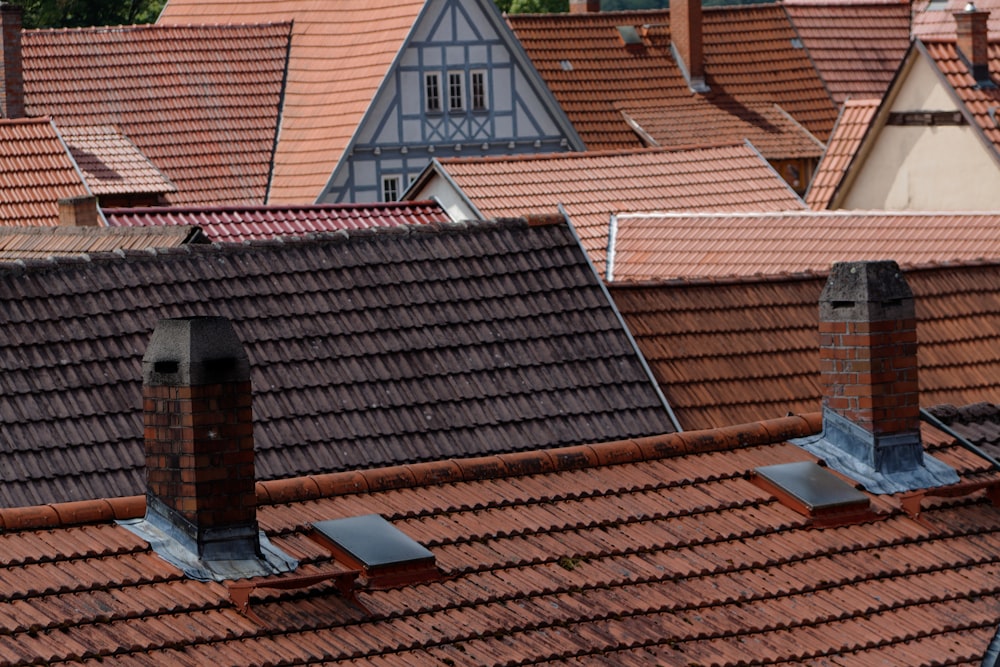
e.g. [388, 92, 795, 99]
[509, 0, 568, 11]
[18, 0, 166, 29]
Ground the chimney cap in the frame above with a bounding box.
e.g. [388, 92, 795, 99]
[141, 316, 250, 387]
[819, 260, 913, 322]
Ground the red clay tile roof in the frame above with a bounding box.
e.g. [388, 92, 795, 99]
[805, 98, 880, 210]
[0, 218, 677, 508]
[507, 6, 838, 150]
[426, 145, 805, 275]
[103, 201, 451, 242]
[158, 0, 427, 204]
[58, 126, 176, 198]
[0, 116, 91, 226]
[611, 261, 1000, 429]
[913, 0, 1000, 39]
[922, 38, 1000, 155]
[783, 0, 912, 105]
[2, 409, 1000, 663]
[23, 23, 291, 206]
[609, 210, 1000, 281]
[0, 226, 202, 259]
[620, 99, 825, 160]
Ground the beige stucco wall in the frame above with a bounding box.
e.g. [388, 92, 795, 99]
[839, 53, 1000, 210]
[408, 176, 477, 221]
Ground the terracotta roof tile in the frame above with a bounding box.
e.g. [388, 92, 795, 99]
[1, 408, 1000, 663]
[158, 0, 427, 203]
[805, 98, 880, 210]
[103, 201, 451, 242]
[57, 126, 175, 198]
[611, 260, 1000, 429]
[913, 0, 1000, 39]
[507, 6, 838, 150]
[0, 218, 676, 508]
[783, 0, 911, 104]
[609, 210, 1000, 280]
[0, 226, 200, 260]
[431, 145, 804, 274]
[922, 38, 1000, 155]
[23, 23, 291, 206]
[0, 117, 90, 226]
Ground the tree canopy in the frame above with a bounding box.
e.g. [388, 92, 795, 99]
[18, 0, 166, 29]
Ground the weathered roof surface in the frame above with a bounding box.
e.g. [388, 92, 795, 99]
[609, 210, 1000, 281]
[922, 38, 1000, 155]
[58, 126, 176, 198]
[158, 0, 427, 203]
[23, 23, 291, 206]
[783, 0, 912, 104]
[0, 218, 676, 508]
[805, 98, 880, 210]
[913, 0, 1000, 38]
[0, 226, 201, 260]
[610, 261, 1000, 429]
[0, 116, 91, 226]
[507, 6, 838, 149]
[620, 100, 825, 160]
[103, 201, 451, 242]
[429, 145, 805, 274]
[1, 408, 1000, 664]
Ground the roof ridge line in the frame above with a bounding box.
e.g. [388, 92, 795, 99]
[0, 414, 821, 533]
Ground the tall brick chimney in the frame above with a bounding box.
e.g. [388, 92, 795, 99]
[122, 316, 296, 580]
[569, 0, 601, 12]
[0, 2, 24, 119]
[796, 261, 958, 494]
[672, 0, 708, 93]
[954, 4, 993, 88]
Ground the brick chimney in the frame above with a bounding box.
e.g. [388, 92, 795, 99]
[954, 4, 993, 87]
[123, 316, 296, 580]
[58, 196, 101, 227]
[795, 261, 958, 494]
[672, 0, 708, 93]
[569, 0, 600, 12]
[0, 2, 24, 119]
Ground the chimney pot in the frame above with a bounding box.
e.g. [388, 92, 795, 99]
[954, 6, 993, 87]
[0, 2, 24, 119]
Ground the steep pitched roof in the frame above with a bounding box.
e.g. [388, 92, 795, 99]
[913, 0, 1000, 38]
[805, 98, 880, 210]
[610, 261, 1000, 429]
[410, 145, 805, 274]
[507, 6, 838, 149]
[58, 126, 176, 199]
[609, 210, 1000, 281]
[158, 0, 428, 203]
[783, 0, 912, 104]
[0, 218, 677, 508]
[0, 225, 202, 260]
[1, 408, 1000, 663]
[23, 23, 291, 206]
[0, 116, 91, 226]
[103, 201, 451, 242]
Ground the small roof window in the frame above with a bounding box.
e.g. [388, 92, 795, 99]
[753, 461, 873, 526]
[617, 25, 645, 52]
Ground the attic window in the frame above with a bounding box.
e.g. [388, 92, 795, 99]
[752, 461, 873, 526]
[927, 0, 948, 9]
[617, 25, 644, 51]
[312, 514, 439, 588]
[560, 60, 574, 71]
[791, 37, 804, 49]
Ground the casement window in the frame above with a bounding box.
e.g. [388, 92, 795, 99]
[470, 70, 488, 111]
[448, 71, 464, 111]
[425, 73, 441, 112]
[382, 175, 400, 202]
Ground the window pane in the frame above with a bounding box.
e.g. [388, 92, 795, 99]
[382, 176, 400, 202]
[425, 73, 440, 112]
[449, 72, 463, 110]
[471, 71, 486, 110]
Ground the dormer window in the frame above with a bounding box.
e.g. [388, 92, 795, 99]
[448, 71, 464, 111]
[425, 73, 441, 113]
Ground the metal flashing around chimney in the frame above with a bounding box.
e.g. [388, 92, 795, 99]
[311, 514, 440, 589]
[119, 316, 296, 582]
[793, 261, 959, 494]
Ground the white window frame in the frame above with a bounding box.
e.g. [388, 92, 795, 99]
[382, 175, 401, 202]
[448, 71, 465, 111]
[470, 70, 488, 111]
[425, 72, 441, 113]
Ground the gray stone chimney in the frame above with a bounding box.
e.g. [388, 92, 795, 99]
[672, 0, 708, 93]
[0, 2, 24, 119]
[120, 316, 296, 581]
[795, 261, 958, 494]
[954, 4, 993, 88]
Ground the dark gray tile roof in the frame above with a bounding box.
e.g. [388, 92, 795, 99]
[0, 218, 677, 507]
